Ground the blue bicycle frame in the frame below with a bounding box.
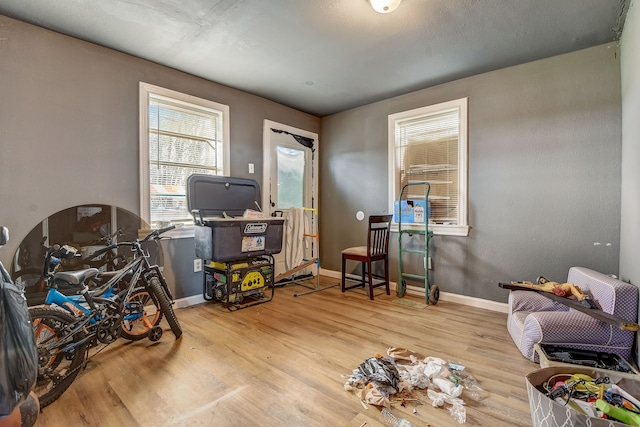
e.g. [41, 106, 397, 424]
[43, 253, 147, 326]
[43, 286, 118, 323]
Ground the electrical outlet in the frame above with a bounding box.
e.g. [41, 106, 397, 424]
[248, 163, 254, 174]
[193, 259, 202, 272]
[425, 256, 432, 270]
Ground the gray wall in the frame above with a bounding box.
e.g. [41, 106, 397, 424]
[621, 0, 640, 286]
[0, 14, 627, 305]
[321, 43, 622, 303]
[0, 15, 320, 298]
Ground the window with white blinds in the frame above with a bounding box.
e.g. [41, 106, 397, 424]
[388, 98, 469, 236]
[139, 83, 229, 228]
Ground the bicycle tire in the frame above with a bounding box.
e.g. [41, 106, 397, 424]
[148, 276, 182, 339]
[12, 268, 47, 306]
[29, 306, 88, 408]
[118, 287, 163, 341]
[11, 267, 44, 290]
[10, 267, 41, 281]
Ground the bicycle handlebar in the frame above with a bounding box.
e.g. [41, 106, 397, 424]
[85, 245, 117, 259]
[141, 224, 176, 243]
[98, 225, 177, 249]
[41, 226, 176, 278]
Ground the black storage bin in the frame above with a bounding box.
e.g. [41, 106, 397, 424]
[194, 218, 284, 262]
[187, 174, 284, 262]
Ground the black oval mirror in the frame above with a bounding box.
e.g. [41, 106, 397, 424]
[11, 205, 157, 306]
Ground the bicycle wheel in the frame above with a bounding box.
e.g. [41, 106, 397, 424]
[11, 267, 42, 284]
[118, 287, 163, 341]
[29, 306, 88, 408]
[148, 276, 182, 339]
[13, 269, 47, 306]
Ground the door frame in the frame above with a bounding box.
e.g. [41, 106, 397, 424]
[262, 120, 319, 215]
[263, 120, 319, 278]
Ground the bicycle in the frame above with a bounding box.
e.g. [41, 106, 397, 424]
[29, 225, 182, 408]
[12, 227, 128, 296]
[60, 227, 129, 271]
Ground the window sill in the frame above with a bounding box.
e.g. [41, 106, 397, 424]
[391, 223, 470, 237]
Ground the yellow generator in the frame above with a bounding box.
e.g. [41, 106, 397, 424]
[203, 257, 274, 309]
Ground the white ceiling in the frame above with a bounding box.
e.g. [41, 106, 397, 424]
[0, 0, 629, 116]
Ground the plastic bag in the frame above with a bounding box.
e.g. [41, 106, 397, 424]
[427, 389, 464, 408]
[449, 368, 488, 402]
[357, 357, 401, 390]
[1, 272, 38, 417]
[394, 356, 431, 389]
[423, 356, 449, 379]
[427, 389, 466, 423]
[433, 377, 463, 398]
[449, 402, 466, 424]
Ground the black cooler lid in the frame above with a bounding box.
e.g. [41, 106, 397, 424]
[186, 174, 261, 218]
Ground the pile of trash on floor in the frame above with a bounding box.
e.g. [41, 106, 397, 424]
[343, 348, 487, 425]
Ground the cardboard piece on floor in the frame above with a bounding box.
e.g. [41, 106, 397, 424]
[499, 282, 639, 331]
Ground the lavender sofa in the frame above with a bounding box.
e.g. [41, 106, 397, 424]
[507, 267, 638, 363]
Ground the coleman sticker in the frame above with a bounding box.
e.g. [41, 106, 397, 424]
[244, 223, 267, 234]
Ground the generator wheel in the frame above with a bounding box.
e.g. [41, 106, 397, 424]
[428, 285, 440, 305]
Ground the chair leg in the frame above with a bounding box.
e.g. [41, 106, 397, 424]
[341, 255, 346, 293]
[367, 261, 374, 300]
[384, 257, 390, 296]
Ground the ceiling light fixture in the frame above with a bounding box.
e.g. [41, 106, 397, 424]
[369, 0, 402, 14]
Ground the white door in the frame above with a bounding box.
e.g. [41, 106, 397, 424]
[262, 120, 318, 279]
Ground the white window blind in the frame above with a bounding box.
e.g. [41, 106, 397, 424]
[389, 98, 469, 236]
[140, 83, 229, 228]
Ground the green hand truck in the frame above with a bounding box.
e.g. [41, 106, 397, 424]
[396, 181, 439, 305]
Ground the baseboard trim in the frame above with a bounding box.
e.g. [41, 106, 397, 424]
[437, 290, 508, 313]
[319, 268, 508, 313]
[174, 270, 508, 314]
[174, 293, 206, 309]
[319, 268, 342, 280]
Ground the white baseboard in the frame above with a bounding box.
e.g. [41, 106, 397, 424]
[174, 270, 508, 314]
[319, 268, 342, 280]
[436, 291, 508, 313]
[174, 293, 206, 308]
[319, 268, 508, 313]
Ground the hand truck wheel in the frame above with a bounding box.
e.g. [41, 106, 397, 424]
[148, 325, 163, 342]
[428, 285, 440, 305]
[397, 279, 407, 298]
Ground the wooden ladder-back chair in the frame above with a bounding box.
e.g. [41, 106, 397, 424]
[341, 214, 392, 300]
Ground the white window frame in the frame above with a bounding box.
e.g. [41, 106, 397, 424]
[139, 82, 230, 235]
[388, 98, 469, 236]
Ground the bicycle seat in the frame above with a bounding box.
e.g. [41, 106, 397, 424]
[54, 268, 100, 286]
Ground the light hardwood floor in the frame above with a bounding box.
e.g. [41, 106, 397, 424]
[34, 276, 538, 426]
